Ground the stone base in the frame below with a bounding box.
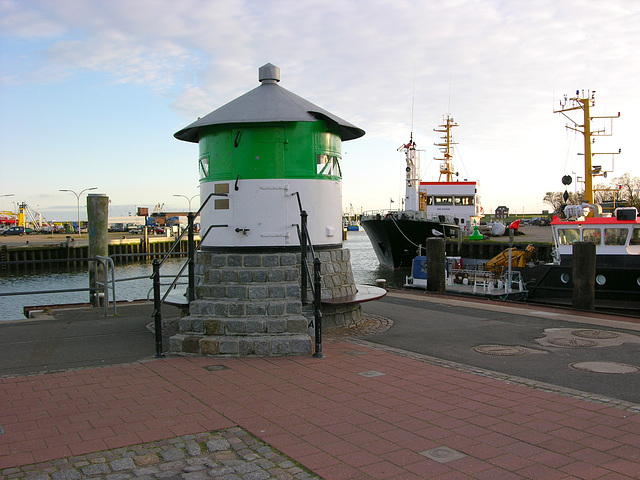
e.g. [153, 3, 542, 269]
[169, 247, 361, 357]
[322, 303, 363, 329]
[171, 314, 311, 356]
[169, 333, 311, 356]
[303, 303, 363, 330]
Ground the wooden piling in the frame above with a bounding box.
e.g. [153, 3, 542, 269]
[88, 194, 109, 306]
[426, 237, 446, 293]
[572, 241, 596, 310]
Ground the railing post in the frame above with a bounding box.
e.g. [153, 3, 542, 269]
[152, 259, 165, 358]
[187, 212, 196, 302]
[300, 210, 308, 304]
[312, 257, 324, 358]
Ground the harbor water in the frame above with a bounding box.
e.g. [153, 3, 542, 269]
[0, 231, 405, 322]
[0, 258, 188, 322]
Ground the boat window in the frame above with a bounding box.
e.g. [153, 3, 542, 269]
[557, 228, 580, 245]
[604, 228, 629, 246]
[630, 228, 640, 246]
[454, 196, 475, 206]
[582, 228, 602, 244]
[317, 154, 341, 177]
[434, 196, 453, 206]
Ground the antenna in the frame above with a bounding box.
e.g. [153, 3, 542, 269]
[410, 65, 416, 139]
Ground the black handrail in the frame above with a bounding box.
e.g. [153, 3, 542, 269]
[150, 192, 228, 356]
[291, 191, 323, 358]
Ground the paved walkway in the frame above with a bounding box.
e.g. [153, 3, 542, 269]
[1, 299, 640, 479]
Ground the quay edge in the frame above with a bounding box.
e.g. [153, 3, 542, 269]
[0, 236, 192, 274]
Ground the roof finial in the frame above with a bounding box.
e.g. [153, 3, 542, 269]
[259, 63, 280, 84]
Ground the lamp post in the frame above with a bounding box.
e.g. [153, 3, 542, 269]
[173, 194, 199, 212]
[59, 187, 97, 237]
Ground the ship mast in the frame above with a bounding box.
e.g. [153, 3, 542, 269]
[554, 91, 620, 204]
[434, 115, 458, 182]
[398, 133, 420, 211]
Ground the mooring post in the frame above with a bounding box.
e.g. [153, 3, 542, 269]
[572, 241, 596, 310]
[300, 210, 308, 304]
[426, 237, 446, 293]
[312, 257, 324, 358]
[152, 259, 165, 357]
[87, 193, 109, 306]
[187, 212, 196, 302]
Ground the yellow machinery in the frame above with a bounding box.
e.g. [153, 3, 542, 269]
[484, 245, 535, 275]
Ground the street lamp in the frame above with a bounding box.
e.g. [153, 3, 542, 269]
[59, 187, 97, 236]
[173, 194, 199, 212]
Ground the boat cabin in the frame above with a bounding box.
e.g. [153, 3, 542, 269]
[552, 207, 640, 259]
[419, 181, 482, 231]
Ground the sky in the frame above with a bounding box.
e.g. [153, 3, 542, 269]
[1, 0, 639, 222]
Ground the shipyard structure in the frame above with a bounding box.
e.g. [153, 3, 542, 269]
[170, 63, 366, 356]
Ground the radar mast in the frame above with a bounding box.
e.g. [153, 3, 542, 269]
[554, 91, 620, 204]
[434, 115, 458, 182]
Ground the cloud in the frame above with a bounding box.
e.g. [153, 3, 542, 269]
[0, 0, 66, 37]
[170, 83, 216, 120]
[45, 33, 195, 89]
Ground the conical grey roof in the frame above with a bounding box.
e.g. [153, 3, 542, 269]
[174, 63, 365, 143]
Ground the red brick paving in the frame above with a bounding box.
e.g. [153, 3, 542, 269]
[1, 341, 640, 479]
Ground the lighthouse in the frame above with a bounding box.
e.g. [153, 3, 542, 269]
[170, 64, 366, 356]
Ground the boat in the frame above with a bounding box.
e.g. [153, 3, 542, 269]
[405, 255, 528, 300]
[343, 207, 362, 231]
[518, 205, 640, 311]
[361, 115, 479, 268]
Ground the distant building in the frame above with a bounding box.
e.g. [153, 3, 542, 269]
[495, 206, 509, 219]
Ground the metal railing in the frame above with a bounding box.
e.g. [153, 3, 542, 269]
[291, 192, 323, 358]
[150, 192, 228, 357]
[96, 255, 117, 315]
[0, 256, 116, 317]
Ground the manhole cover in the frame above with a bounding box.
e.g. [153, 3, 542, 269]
[548, 338, 598, 347]
[571, 329, 620, 339]
[420, 447, 467, 463]
[570, 362, 639, 374]
[473, 345, 528, 356]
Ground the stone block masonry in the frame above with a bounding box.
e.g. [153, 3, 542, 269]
[170, 248, 362, 356]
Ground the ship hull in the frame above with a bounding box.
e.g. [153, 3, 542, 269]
[518, 256, 640, 313]
[361, 213, 458, 268]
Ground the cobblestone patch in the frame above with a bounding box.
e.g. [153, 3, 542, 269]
[0, 428, 321, 480]
[324, 314, 392, 341]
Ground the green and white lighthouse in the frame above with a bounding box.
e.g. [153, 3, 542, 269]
[170, 64, 367, 357]
[174, 63, 364, 248]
